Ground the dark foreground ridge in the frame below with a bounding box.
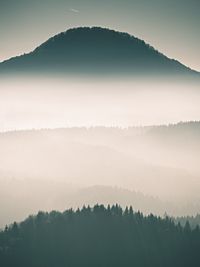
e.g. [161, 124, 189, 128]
[0, 205, 199, 267]
[0, 27, 198, 76]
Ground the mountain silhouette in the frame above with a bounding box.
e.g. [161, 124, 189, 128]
[0, 27, 198, 75]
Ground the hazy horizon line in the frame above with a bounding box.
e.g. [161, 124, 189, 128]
[0, 120, 199, 134]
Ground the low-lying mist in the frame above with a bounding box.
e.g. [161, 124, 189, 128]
[0, 75, 200, 131]
[0, 124, 200, 227]
[0, 75, 200, 227]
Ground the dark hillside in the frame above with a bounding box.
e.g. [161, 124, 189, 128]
[0, 205, 200, 267]
[0, 27, 197, 75]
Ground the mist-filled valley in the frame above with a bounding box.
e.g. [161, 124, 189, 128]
[0, 76, 200, 130]
[0, 26, 200, 267]
[0, 75, 200, 227]
[1, 1, 200, 264]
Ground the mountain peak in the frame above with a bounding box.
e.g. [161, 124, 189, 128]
[0, 27, 198, 76]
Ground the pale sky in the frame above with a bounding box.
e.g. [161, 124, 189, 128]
[0, 0, 200, 71]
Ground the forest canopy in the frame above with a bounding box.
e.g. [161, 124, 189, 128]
[0, 205, 199, 267]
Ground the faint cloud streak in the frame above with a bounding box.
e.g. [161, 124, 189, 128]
[69, 8, 80, 13]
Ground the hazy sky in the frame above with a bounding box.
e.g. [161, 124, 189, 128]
[0, 0, 200, 71]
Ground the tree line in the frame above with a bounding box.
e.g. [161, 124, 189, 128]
[0, 204, 200, 267]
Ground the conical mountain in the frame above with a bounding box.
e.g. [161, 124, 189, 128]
[0, 27, 198, 76]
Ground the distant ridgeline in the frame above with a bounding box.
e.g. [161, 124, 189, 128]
[0, 27, 198, 76]
[0, 205, 200, 267]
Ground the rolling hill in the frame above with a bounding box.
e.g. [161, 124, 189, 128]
[0, 27, 198, 76]
[0, 121, 200, 228]
[1, 205, 200, 267]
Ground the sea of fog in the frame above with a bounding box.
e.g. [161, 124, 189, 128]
[0, 75, 200, 226]
[0, 75, 199, 131]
